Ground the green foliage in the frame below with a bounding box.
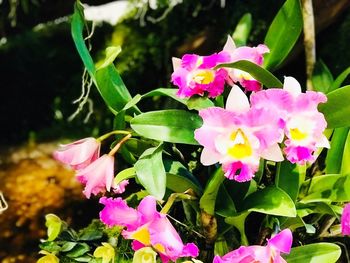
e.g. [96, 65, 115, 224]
[263, 0, 303, 70]
[312, 60, 334, 93]
[232, 13, 253, 47]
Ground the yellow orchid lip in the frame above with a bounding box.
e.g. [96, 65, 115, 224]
[131, 227, 151, 246]
[290, 128, 308, 141]
[192, 70, 215, 84]
[227, 129, 253, 159]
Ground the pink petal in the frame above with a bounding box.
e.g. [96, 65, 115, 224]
[342, 203, 350, 235]
[200, 147, 221, 165]
[283, 76, 301, 98]
[137, 195, 158, 222]
[268, 229, 293, 254]
[99, 197, 140, 229]
[112, 179, 129, 194]
[223, 35, 236, 53]
[76, 154, 114, 198]
[284, 144, 316, 164]
[172, 57, 181, 71]
[261, 144, 284, 162]
[225, 85, 250, 113]
[223, 162, 256, 182]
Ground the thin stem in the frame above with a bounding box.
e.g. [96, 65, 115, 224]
[302, 0, 316, 91]
[160, 193, 196, 214]
[97, 130, 131, 142]
[108, 134, 132, 156]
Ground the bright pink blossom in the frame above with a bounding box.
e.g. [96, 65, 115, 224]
[76, 154, 114, 199]
[99, 196, 199, 263]
[171, 52, 230, 98]
[53, 137, 100, 170]
[251, 76, 329, 164]
[194, 85, 283, 182]
[222, 36, 269, 91]
[341, 203, 350, 235]
[213, 229, 293, 263]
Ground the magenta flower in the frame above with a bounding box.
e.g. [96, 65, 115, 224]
[76, 154, 114, 199]
[194, 85, 283, 182]
[171, 52, 230, 98]
[341, 203, 350, 235]
[213, 229, 293, 263]
[222, 36, 269, 91]
[251, 76, 329, 164]
[53, 137, 100, 170]
[112, 179, 129, 194]
[99, 196, 199, 262]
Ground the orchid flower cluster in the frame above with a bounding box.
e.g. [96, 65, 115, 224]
[173, 36, 329, 182]
[46, 34, 350, 263]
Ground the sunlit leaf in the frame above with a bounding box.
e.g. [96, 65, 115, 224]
[243, 186, 296, 217]
[326, 127, 349, 174]
[312, 60, 333, 93]
[300, 173, 350, 203]
[329, 66, 350, 92]
[319, 85, 350, 128]
[45, 214, 62, 241]
[232, 13, 252, 47]
[263, 0, 303, 70]
[283, 243, 341, 263]
[134, 144, 166, 200]
[130, 110, 202, 145]
[216, 60, 282, 88]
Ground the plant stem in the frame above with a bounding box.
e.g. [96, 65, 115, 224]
[97, 130, 131, 142]
[108, 134, 132, 156]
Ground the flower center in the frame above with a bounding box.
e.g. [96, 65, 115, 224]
[192, 70, 215, 84]
[290, 128, 307, 141]
[131, 227, 151, 245]
[227, 129, 252, 159]
[153, 243, 166, 253]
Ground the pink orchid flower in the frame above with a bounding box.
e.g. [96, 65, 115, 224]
[213, 229, 293, 263]
[194, 85, 284, 182]
[341, 203, 350, 235]
[222, 36, 269, 91]
[171, 52, 230, 98]
[76, 154, 115, 199]
[53, 137, 100, 170]
[99, 196, 199, 263]
[251, 76, 329, 164]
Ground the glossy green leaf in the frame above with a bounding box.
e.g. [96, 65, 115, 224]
[45, 214, 62, 241]
[215, 184, 236, 217]
[341, 129, 350, 175]
[200, 169, 225, 215]
[164, 159, 202, 195]
[243, 186, 296, 217]
[134, 144, 166, 200]
[329, 66, 350, 92]
[143, 88, 214, 110]
[216, 60, 282, 88]
[319, 85, 350, 128]
[96, 46, 121, 70]
[283, 243, 341, 263]
[276, 161, 305, 202]
[232, 13, 252, 47]
[312, 60, 333, 93]
[214, 238, 229, 256]
[66, 243, 90, 258]
[71, 1, 95, 76]
[224, 179, 257, 211]
[263, 0, 302, 70]
[326, 127, 350, 174]
[130, 110, 202, 145]
[300, 173, 350, 203]
[114, 167, 136, 185]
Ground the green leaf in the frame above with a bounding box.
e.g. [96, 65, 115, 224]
[276, 161, 305, 202]
[263, 0, 303, 70]
[224, 179, 257, 211]
[143, 88, 214, 110]
[341, 129, 350, 175]
[283, 243, 341, 263]
[232, 13, 253, 47]
[60, 242, 77, 252]
[215, 60, 282, 88]
[319, 85, 350, 128]
[164, 159, 202, 195]
[329, 66, 350, 92]
[215, 184, 236, 217]
[312, 60, 333, 93]
[130, 110, 203, 145]
[199, 169, 225, 215]
[96, 46, 121, 70]
[326, 127, 349, 174]
[71, 1, 95, 76]
[300, 173, 350, 203]
[243, 186, 296, 217]
[45, 214, 62, 241]
[114, 167, 136, 185]
[134, 144, 166, 200]
[66, 243, 90, 258]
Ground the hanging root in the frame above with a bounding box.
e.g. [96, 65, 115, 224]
[0, 192, 8, 214]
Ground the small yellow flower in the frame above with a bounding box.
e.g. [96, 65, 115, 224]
[132, 247, 157, 263]
[93, 242, 115, 263]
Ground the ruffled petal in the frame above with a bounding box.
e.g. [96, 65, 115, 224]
[268, 229, 293, 254]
